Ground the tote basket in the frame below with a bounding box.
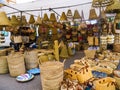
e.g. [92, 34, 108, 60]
[7, 53, 26, 77]
[39, 61, 64, 90]
[93, 77, 116, 90]
[0, 56, 8, 74]
[77, 66, 93, 83]
[84, 50, 96, 59]
[24, 50, 38, 70]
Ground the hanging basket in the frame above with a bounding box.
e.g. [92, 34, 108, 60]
[7, 52, 26, 77]
[0, 56, 8, 74]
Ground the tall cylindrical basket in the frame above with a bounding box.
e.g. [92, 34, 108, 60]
[7, 52, 26, 77]
[39, 61, 64, 90]
[24, 50, 38, 70]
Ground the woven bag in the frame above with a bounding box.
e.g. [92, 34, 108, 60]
[93, 77, 116, 90]
[77, 66, 93, 83]
[0, 56, 8, 74]
[7, 52, 25, 77]
[24, 50, 38, 70]
[13, 35, 22, 43]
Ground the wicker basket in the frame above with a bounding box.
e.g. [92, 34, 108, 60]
[113, 44, 120, 52]
[0, 49, 7, 56]
[24, 50, 38, 70]
[7, 53, 26, 77]
[0, 56, 8, 74]
[84, 50, 96, 59]
[39, 61, 64, 90]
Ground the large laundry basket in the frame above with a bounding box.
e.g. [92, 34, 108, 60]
[39, 61, 64, 90]
[7, 52, 26, 77]
[24, 50, 38, 70]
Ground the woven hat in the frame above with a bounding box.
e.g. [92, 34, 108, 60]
[105, 0, 120, 13]
[43, 13, 49, 21]
[89, 8, 98, 20]
[10, 15, 19, 26]
[73, 9, 81, 20]
[59, 12, 67, 22]
[34, 15, 42, 25]
[92, 0, 114, 7]
[0, 12, 11, 26]
[50, 13, 57, 22]
[22, 16, 28, 25]
[29, 15, 35, 24]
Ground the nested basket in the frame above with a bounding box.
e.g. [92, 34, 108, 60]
[24, 50, 38, 70]
[7, 53, 26, 77]
[39, 61, 64, 90]
[0, 56, 8, 74]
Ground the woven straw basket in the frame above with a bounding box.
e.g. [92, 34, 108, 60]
[84, 50, 96, 59]
[7, 53, 26, 77]
[0, 49, 7, 56]
[39, 61, 64, 90]
[0, 56, 8, 74]
[24, 50, 38, 70]
[113, 44, 120, 52]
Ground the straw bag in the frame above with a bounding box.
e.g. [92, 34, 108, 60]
[114, 76, 120, 89]
[77, 66, 93, 83]
[87, 36, 94, 46]
[93, 77, 116, 90]
[13, 35, 22, 43]
[24, 50, 38, 70]
[84, 50, 96, 59]
[39, 61, 64, 90]
[0, 56, 8, 74]
[7, 52, 26, 77]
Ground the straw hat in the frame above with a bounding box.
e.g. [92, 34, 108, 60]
[0, 12, 11, 26]
[59, 12, 67, 22]
[34, 15, 42, 25]
[22, 16, 28, 25]
[43, 13, 49, 21]
[92, 0, 114, 7]
[89, 8, 98, 20]
[10, 15, 19, 26]
[29, 15, 35, 24]
[105, 0, 120, 13]
[50, 13, 57, 22]
[73, 9, 81, 20]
